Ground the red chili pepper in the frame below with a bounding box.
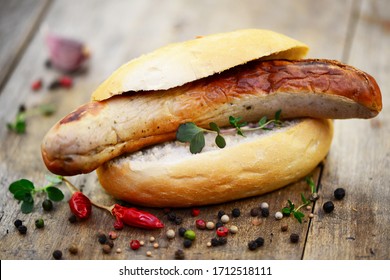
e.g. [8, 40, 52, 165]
[111, 204, 164, 230]
[68, 192, 92, 219]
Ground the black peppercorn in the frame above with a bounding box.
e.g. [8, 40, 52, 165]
[183, 239, 192, 248]
[215, 221, 224, 229]
[334, 188, 346, 200]
[250, 207, 260, 217]
[323, 201, 335, 213]
[98, 234, 107, 244]
[290, 233, 299, 243]
[218, 237, 227, 245]
[178, 227, 187, 237]
[231, 208, 241, 218]
[68, 214, 77, 223]
[211, 238, 220, 247]
[167, 212, 176, 221]
[17, 225, 27, 234]
[105, 239, 114, 248]
[35, 218, 44, 229]
[14, 219, 23, 228]
[52, 250, 62, 260]
[261, 208, 270, 217]
[248, 241, 258, 251]
[42, 199, 53, 211]
[174, 249, 185, 260]
[174, 216, 183, 225]
[217, 210, 225, 219]
[255, 237, 265, 247]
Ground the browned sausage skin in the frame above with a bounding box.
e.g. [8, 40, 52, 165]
[41, 59, 382, 176]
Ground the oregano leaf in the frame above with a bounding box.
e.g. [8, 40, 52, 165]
[209, 122, 220, 133]
[176, 122, 203, 143]
[9, 179, 34, 195]
[215, 134, 226, 148]
[293, 211, 305, 224]
[275, 109, 282, 121]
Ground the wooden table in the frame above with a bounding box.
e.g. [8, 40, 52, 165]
[0, 0, 389, 260]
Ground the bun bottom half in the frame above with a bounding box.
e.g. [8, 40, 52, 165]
[96, 118, 333, 207]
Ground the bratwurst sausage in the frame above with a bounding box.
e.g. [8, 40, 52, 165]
[41, 59, 382, 176]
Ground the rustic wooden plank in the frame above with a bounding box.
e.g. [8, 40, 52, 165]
[304, 0, 390, 259]
[0, 0, 51, 91]
[0, 0, 353, 260]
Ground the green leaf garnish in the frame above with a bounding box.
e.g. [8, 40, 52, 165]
[209, 122, 220, 133]
[177, 122, 203, 143]
[46, 186, 64, 201]
[229, 116, 247, 137]
[275, 109, 282, 122]
[293, 211, 305, 224]
[189, 132, 205, 154]
[8, 175, 64, 214]
[305, 175, 316, 194]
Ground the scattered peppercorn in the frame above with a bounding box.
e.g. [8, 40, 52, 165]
[153, 242, 159, 249]
[139, 240, 145, 246]
[146, 251, 152, 257]
[68, 214, 77, 223]
[48, 80, 61, 90]
[183, 239, 192, 248]
[248, 241, 258, 251]
[250, 208, 260, 217]
[323, 201, 335, 213]
[98, 234, 107, 244]
[116, 248, 122, 254]
[167, 212, 176, 221]
[149, 236, 155, 242]
[220, 214, 230, 224]
[68, 244, 78, 255]
[211, 238, 220, 247]
[106, 239, 114, 248]
[206, 221, 215, 230]
[184, 230, 196, 241]
[281, 224, 288, 232]
[59, 76, 73, 88]
[215, 221, 224, 229]
[191, 208, 200, 217]
[130, 240, 141, 250]
[175, 249, 185, 260]
[52, 250, 62, 259]
[275, 212, 283, 220]
[108, 231, 118, 240]
[260, 202, 269, 209]
[17, 225, 27, 235]
[261, 208, 270, 217]
[42, 199, 53, 211]
[102, 244, 112, 254]
[35, 218, 44, 229]
[255, 237, 265, 247]
[14, 219, 22, 228]
[218, 237, 227, 245]
[31, 79, 42, 91]
[231, 208, 241, 217]
[334, 188, 346, 200]
[216, 226, 229, 237]
[166, 229, 175, 239]
[178, 227, 187, 237]
[290, 233, 299, 243]
[306, 205, 312, 211]
[252, 217, 262, 226]
[174, 216, 183, 225]
[217, 210, 225, 219]
[309, 213, 314, 219]
[196, 219, 206, 230]
[229, 225, 238, 234]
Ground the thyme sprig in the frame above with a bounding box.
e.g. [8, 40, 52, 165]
[281, 175, 317, 223]
[176, 109, 282, 154]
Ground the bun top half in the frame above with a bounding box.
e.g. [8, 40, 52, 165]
[91, 29, 309, 101]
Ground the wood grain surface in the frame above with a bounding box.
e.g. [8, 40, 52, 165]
[0, 0, 388, 260]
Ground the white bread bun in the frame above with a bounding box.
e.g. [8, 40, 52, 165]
[96, 118, 333, 207]
[91, 29, 308, 101]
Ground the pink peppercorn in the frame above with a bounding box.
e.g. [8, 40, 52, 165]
[191, 208, 200, 217]
[59, 76, 73, 88]
[130, 240, 141, 250]
[195, 219, 206, 230]
[216, 226, 229, 237]
[31, 79, 42, 91]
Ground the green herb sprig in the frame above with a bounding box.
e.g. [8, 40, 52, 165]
[176, 109, 283, 154]
[8, 175, 64, 213]
[281, 175, 317, 223]
[7, 104, 56, 134]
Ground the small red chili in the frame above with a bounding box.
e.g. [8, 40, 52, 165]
[130, 240, 141, 250]
[68, 192, 92, 219]
[216, 226, 229, 237]
[111, 204, 164, 230]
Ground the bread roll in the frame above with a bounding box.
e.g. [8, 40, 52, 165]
[96, 118, 333, 207]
